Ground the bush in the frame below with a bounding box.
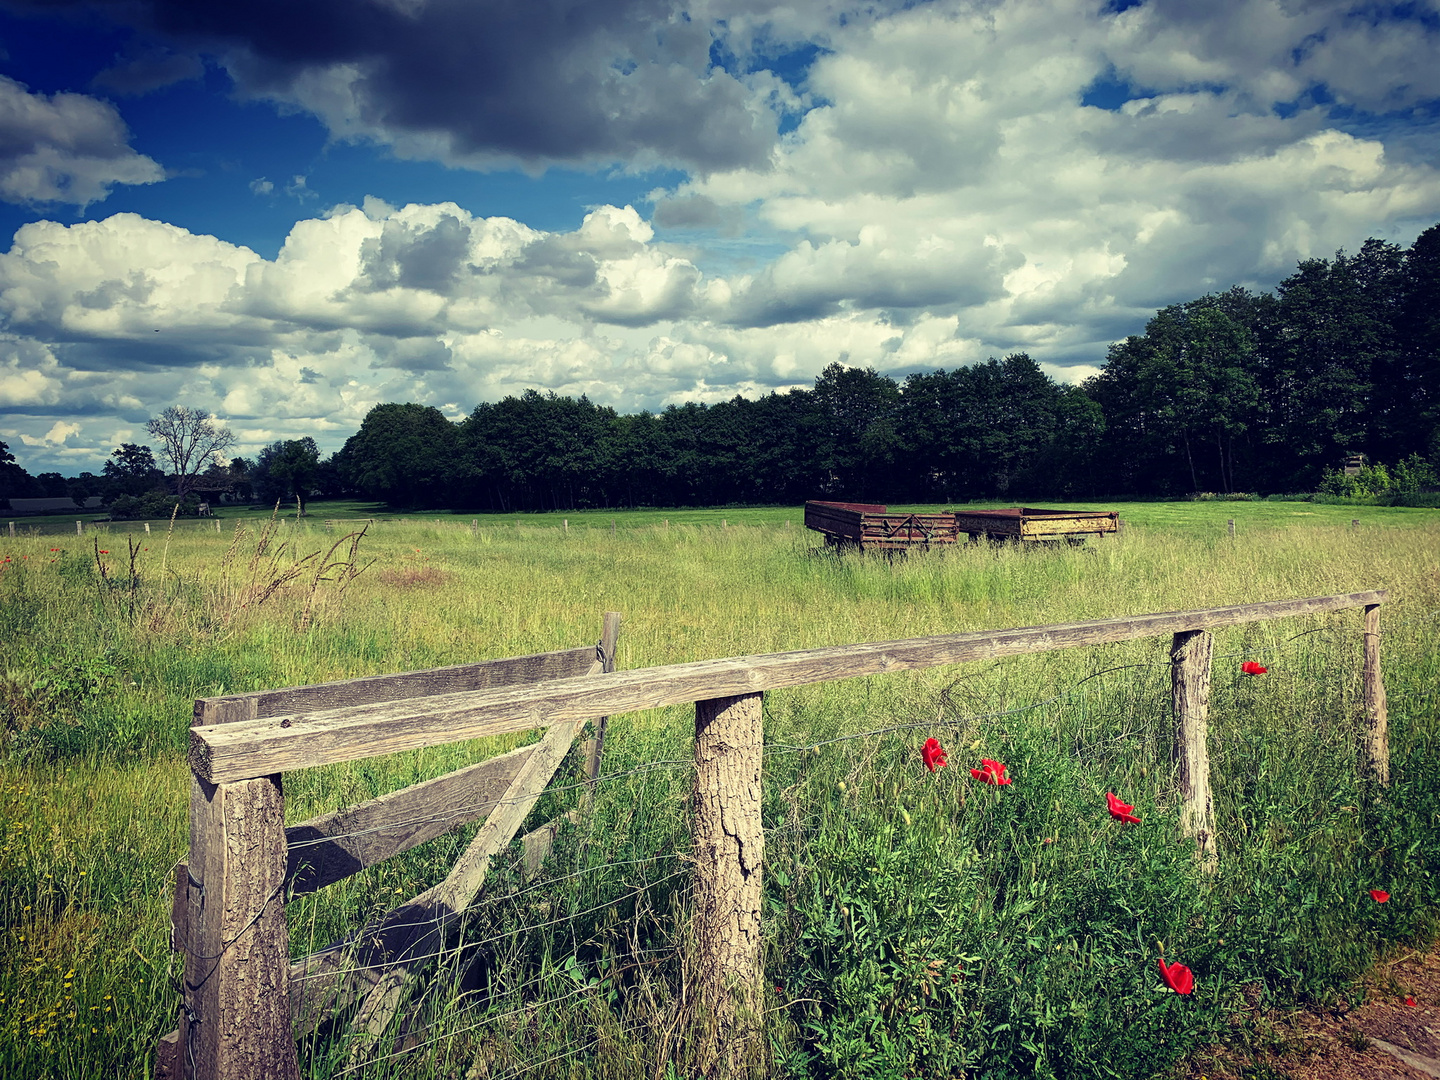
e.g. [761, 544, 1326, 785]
[107, 490, 202, 520]
[1317, 454, 1438, 500]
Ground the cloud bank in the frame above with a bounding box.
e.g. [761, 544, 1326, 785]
[2, 0, 1439, 471]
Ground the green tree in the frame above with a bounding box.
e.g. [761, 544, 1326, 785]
[1390, 224, 1440, 461]
[337, 403, 458, 507]
[1266, 241, 1402, 484]
[254, 438, 321, 515]
[1087, 299, 1259, 494]
[812, 363, 902, 499]
[101, 443, 165, 501]
[0, 440, 40, 500]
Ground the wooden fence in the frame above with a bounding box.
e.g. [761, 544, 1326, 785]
[159, 590, 1389, 1079]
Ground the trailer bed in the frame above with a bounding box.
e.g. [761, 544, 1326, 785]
[805, 502, 1118, 550]
[952, 507, 1119, 541]
[804, 501, 961, 550]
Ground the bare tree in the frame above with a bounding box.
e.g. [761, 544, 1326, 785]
[145, 406, 237, 499]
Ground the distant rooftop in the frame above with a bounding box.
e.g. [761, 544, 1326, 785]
[6, 497, 105, 515]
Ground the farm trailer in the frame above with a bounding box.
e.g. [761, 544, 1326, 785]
[804, 501, 1119, 551]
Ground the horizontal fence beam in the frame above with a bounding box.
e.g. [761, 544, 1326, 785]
[195, 646, 596, 721]
[191, 590, 1385, 783]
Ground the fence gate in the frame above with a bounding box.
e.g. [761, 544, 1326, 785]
[157, 613, 622, 1080]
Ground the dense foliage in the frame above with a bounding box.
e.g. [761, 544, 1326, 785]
[327, 224, 1439, 509]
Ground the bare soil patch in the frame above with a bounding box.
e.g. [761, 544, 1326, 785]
[1181, 940, 1440, 1080]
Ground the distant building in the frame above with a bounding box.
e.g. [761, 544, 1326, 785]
[1343, 453, 1368, 476]
[5, 497, 106, 515]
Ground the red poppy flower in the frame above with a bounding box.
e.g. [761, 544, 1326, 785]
[970, 759, 1011, 785]
[98, 550, 109, 555]
[1405, 995, 1418, 1007]
[1370, 889, 1389, 903]
[1240, 661, 1267, 675]
[1158, 958, 1194, 995]
[49, 548, 58, 552]
[921, 737, 948, 772]
[1106, 792, 1141, 825]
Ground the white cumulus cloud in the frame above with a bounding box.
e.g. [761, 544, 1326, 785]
[0, 76, 164, 208]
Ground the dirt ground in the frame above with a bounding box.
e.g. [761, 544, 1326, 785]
[1180, 939, 1440, 1080]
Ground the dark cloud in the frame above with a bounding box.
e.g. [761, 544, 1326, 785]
[360, 212, 472, 292]
[652, 193, 734, 229]
[12, 0, 779, 173]
[510, 235, 600, 289]
[367, 334, 453, 373]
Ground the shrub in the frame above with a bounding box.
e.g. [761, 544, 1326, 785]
[107, 490, 202, 520]
[1316, 454, 1438, 500]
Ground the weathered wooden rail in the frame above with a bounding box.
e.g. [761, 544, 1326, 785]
[161, 591, 1389, 1079]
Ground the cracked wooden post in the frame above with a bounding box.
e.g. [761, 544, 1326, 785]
[1171, 629, 1217, 872]
[1363, 603, 1389, 784]
[691, 691, 764, 1077]
[182, 698, 299, 1080]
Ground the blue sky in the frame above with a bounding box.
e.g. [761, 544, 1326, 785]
[1, 0, 1438, 474]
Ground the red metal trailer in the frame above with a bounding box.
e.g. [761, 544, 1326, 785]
[803, 501, 961, 550]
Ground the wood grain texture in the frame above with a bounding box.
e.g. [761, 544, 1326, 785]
[690, 693, 765, 1075]
[1171, 630, 1217, 872]
[193, 591, 1385, 783]
[154, 1028, 180, 1080]
[1363, 603, 1390, 785]
[194, 646, 594, 722]
[283, 744, 536, 896]
[169, 861, 188, 952]
[184, 775, 299, 1080]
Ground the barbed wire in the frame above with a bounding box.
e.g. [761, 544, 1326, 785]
[323, 945, 677, 1079]
[290, 871, 688, 987]
[284, 613, 1434, 859]
[179, 614, 1434, 1030]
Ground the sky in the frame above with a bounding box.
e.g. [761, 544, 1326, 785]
[1, 0, 1438, 475]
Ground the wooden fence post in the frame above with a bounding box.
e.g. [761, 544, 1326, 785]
[1363, 603, 1389, 784]
[583, 612, 622, 788]
[1227, 518, 1235, 538]
[7, 521, 13, 537]
[76, 520, 83, 535]
[691, 691, 765, 1075]
[181, 698, 299, 1080]
[1171, 630, 1217, 871]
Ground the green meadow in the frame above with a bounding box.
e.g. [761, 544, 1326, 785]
[1, 504, 1437, 1078]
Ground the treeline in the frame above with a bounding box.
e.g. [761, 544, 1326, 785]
[333, 223, 1440, 510]
[3, 224, 1436, 513]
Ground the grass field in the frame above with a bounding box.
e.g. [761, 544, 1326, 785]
[1, 503, 1437, 1078]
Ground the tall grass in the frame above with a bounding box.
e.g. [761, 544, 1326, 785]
[1, 511, 1437, 1078]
